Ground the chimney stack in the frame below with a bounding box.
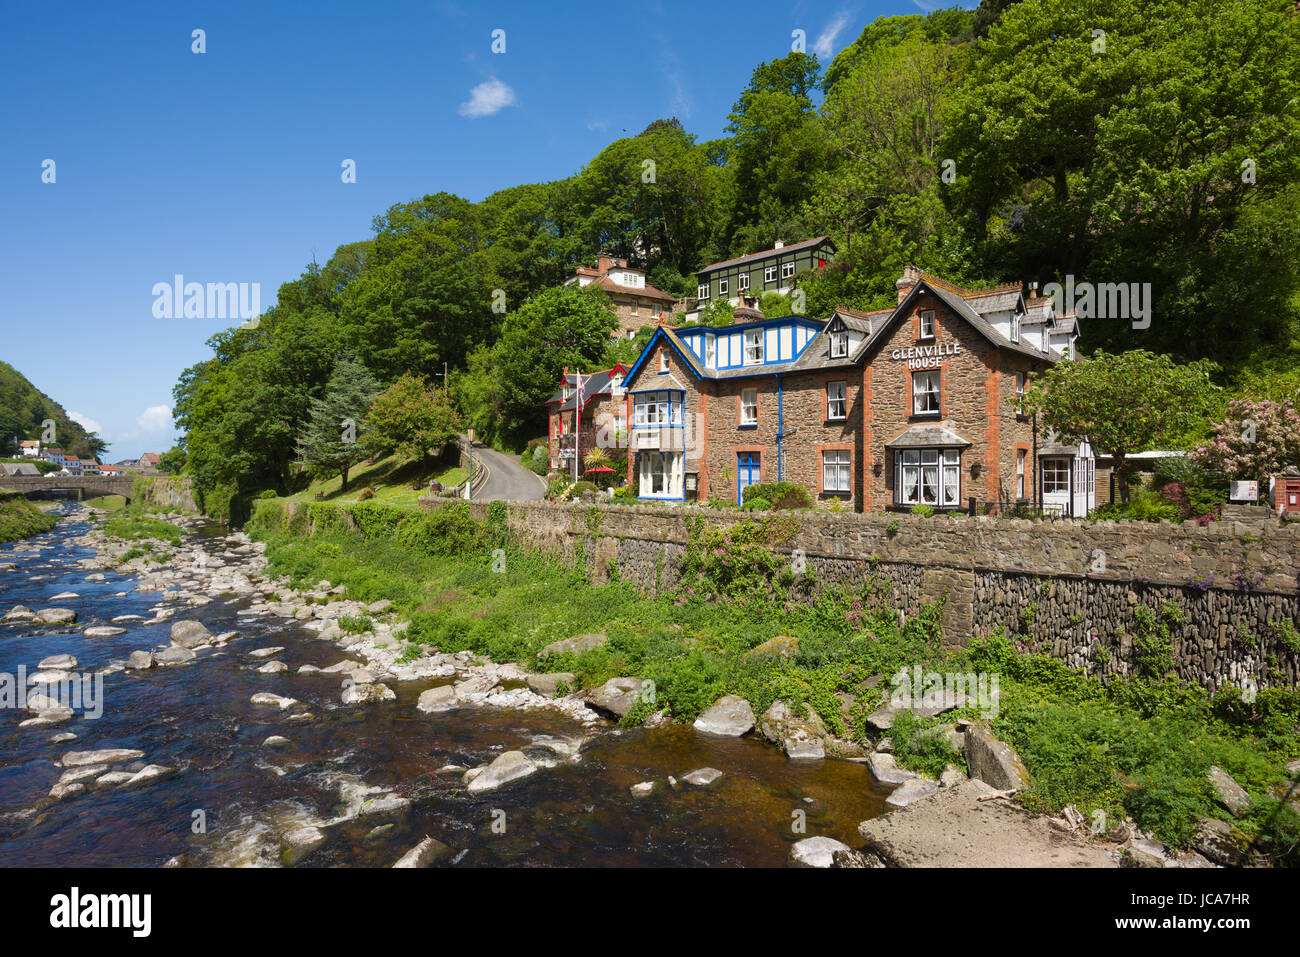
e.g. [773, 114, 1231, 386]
[896, 265, 920, 304]
[597, 255, 613, 273]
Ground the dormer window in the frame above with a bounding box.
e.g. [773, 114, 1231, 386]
[1011, 311, 1022, 343]
[830, 331, 849, 358]
[744, 329, 764, 365]
[919, 310, 935, 339]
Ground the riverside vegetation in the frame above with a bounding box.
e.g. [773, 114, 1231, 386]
[249, 497, 1300, 864]
[0, 490, 59, 543]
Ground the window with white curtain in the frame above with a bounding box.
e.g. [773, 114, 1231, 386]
[823, 450, 851, 493]
[896, 449, 960, 507]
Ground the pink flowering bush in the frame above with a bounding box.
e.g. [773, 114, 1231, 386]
[1192, 398, 1300, 487]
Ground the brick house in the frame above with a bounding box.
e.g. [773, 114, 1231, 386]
[565, 256, 676, 339]
[619, 268, 1093, 514]
[545, 365, 629, 475]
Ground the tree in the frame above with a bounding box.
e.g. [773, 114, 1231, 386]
[1192, 399, 1300, 488]
[365, 373, 464, 467]
[1020, 350, 1221, 502]
[484, 285, 619, 441]
[296, 354, 380, 491]
[157, 446, 187, 475]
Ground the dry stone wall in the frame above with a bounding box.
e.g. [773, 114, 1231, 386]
[418, 497, 1300, 688]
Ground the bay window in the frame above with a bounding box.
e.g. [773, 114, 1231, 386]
[896, 449, 961, 507]
[1042, 458, 1069, 494]
[633, 391, 678, 427]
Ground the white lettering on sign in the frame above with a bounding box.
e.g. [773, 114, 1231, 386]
[890, 342, 961, 370]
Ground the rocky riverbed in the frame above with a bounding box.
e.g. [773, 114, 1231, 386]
[0, 503, 1257, 867]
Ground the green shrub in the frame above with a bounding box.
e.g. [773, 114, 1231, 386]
[741, 495, 771, 511]
[394, 503, 485, 557]
[890, 709, 963, 779]
[910, 503, 934, 517]
[339, 614, 373, 635]
[742, 481, 813, 510]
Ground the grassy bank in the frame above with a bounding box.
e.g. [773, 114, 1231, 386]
[0, 491, 59, 542]
[247, 498, 1300, 863]
[278, 454, 466, 511]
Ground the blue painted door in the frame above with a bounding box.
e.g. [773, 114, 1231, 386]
[737, 452, 761, 505]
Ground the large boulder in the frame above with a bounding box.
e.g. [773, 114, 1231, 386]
[789, 836, 850, 868]
[416, 685, 459, 713]
[693, 695, 755, 737]
[525, 673, 575, 697]
[341, 681, 395, 705]
[1206, 766, 1251, 817]
[885, 778, 940, 808]
[758, 700, 826, 760]
[393, 836, 453, 868]
[585, 677, 649, 719]
[38, 654, 77, 671]
[539, 633, 607, 658]
[35, 608, 77, 625]
[2, 605, 35, 623]
[170, 620, 213, 650]
[1192, 818, 1252, 867]
[466, 751, 537, 795]
[154, 646, 196, 666]
[866, 752, 917, 786]
[280, 826, 327, 867]
[963, 724, 1031, 791]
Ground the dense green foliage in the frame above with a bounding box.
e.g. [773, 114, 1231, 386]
[247, 496, 1300, 859]
[172, 0, 1300, 510]
[296, 353, 380, 491]
[0, 361, 106, 460]
[0, 491, 59, 542]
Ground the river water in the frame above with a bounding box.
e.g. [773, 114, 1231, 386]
[0, 503, 889, 867]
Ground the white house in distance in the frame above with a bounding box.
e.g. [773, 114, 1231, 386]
[19, 440, 40, 458]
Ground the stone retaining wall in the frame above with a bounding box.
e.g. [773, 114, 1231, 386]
[418, 497, 1300, 689]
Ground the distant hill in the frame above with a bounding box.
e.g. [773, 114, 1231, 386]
[0, 360, 104, 459]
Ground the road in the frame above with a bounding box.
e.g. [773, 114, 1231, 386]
[468, 442, 545, 501]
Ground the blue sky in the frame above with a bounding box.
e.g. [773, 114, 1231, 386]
[1, 0, 955, 462]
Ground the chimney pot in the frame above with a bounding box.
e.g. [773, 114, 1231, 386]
[774, 238, 784, 249]
[896, 265, 920, 304]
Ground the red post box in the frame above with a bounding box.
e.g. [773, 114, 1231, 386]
[1273, 467, 1300, 516]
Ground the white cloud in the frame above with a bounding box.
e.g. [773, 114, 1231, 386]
[814, 11, 852, 60]
[458, 78, 517, 118]
[67, 411, 103, 435]
[137, 405, 172, 432]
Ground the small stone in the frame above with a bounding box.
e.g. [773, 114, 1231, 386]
[62, 748, 145, 767]
[885, 778, 940, 807]
[681, 767, 723, 787]
[248, 646, 285, 659]
[250, 692, 298, 710]
[169, 620, 213, 649]
[630, 781, 655, 798]
[866, 752, 917, 786]
[257, 661, 288, 674]
[693, 695, 756, 737]
[126, 650, 155, 670]
[789, 836, 851, 868]
[83, 626, 126, 638]
[417, 685, 458, 713]
[37, 654, 78, 670]
[262, 735, 292, 749]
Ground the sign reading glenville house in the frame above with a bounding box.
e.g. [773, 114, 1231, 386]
[609, 266, 1095, 516]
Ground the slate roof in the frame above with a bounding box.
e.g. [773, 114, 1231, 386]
[885, 424, 973, 448]
[545, 365, 628, 413]
[697, 236, 835, 274]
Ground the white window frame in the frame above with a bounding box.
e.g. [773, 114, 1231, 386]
[718, 278, 728, 296]
[738, 272, 750, 291]
[630, 299, 639, 315]
[1015, 371, 1027, 414]
[896, 448, 961, 507]
[764, 264, 777, 283]
[823, 449, 851, 493]
[744, 329, 764, 365]
[830, 331, 848, 358]
[634, 391, 671, 427]
[1042, 458, 1070, 495]
[781, 261, 795, 279]
[1016, 449, 1027, 498]
[659, 351, 669, 373]
[919, 309, 935, 339]
[740, 388, 758, 425]
[912, 370, 940, 415]
[698, 282, 710, 300]
[827, 380, 847, 421]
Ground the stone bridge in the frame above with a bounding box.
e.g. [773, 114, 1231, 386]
[0, 474, 136, 502]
